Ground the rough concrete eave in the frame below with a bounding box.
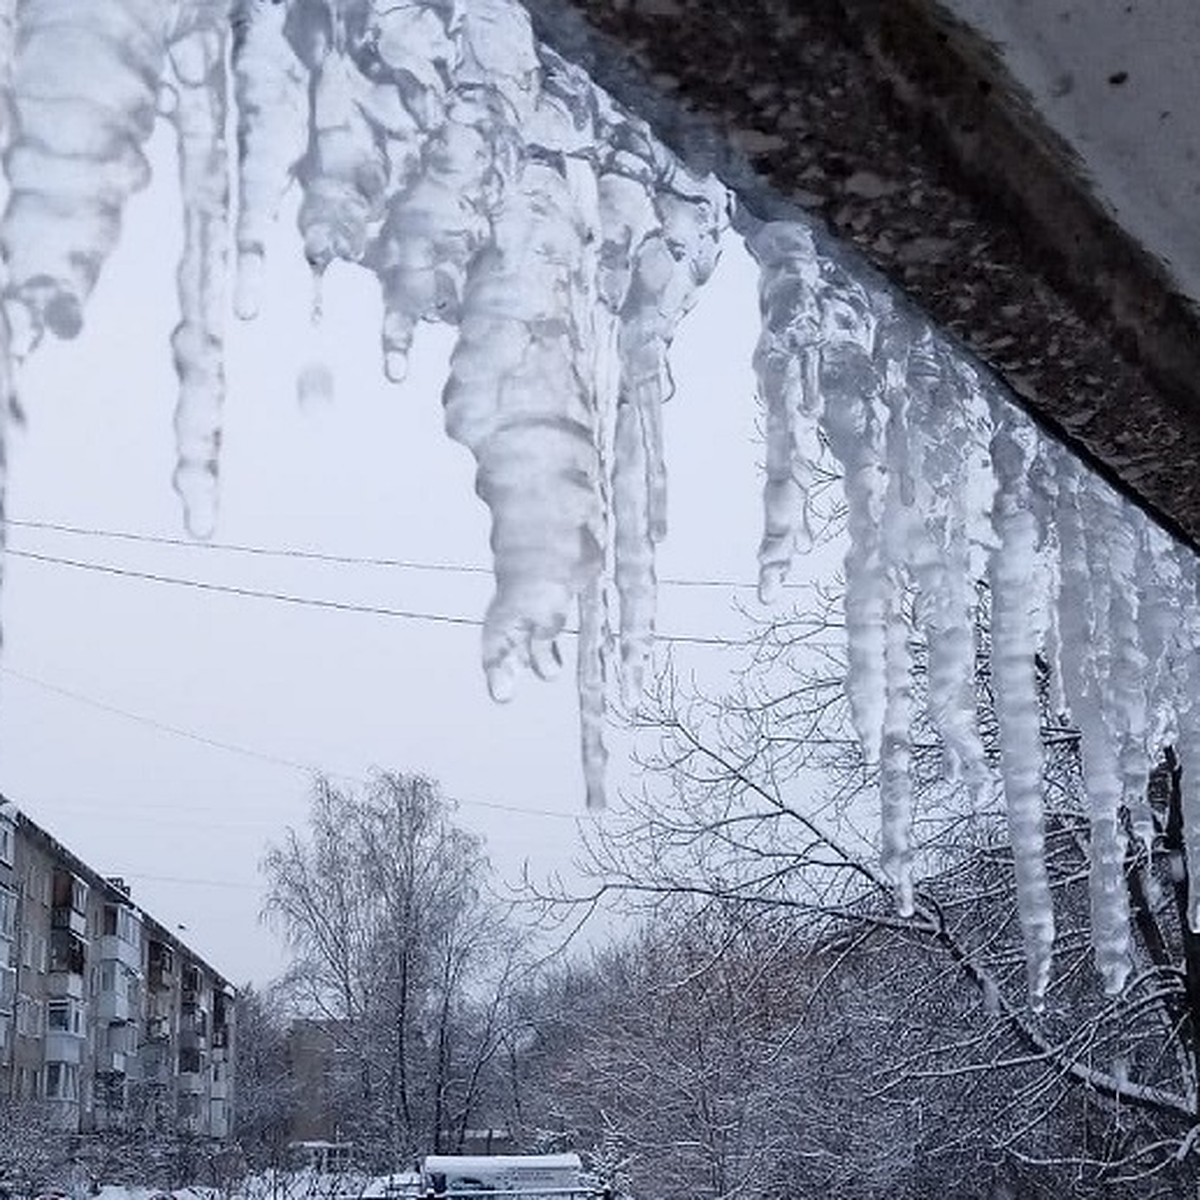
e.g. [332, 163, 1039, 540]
[523, 0, 1200, 552]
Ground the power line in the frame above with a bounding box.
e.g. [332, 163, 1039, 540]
[9, 516, 775, 591]
[7, 546, 741, 648]
[0, 664, 587, 823]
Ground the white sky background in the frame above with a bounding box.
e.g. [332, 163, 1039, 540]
[0, 122, 799, 987]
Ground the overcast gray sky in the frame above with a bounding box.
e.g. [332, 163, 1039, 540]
[0, 123, 788, 987]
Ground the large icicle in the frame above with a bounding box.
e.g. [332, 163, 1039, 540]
[816, 260, 885, 763]
[442, 53, 603, 702]
[747, 221, 824, 604]
[599, 119, 658, 706]
[1102, 494, 1152, 854]
[906, 340, 990, 795]
[617, 163, 726, 548]
[877, 305, 918, 916]
[1174, 548, 1200, 931]
[610, 158, 725, 703]
[366, 0, 534, 381]
[230, 0, 308, 320]
[1055, 450, 1130, 994]
[167, 0, 230, 540]
[0, 0, 172, 355]
[988, 400, 1055, 1007]
[293, 37, 389, 273]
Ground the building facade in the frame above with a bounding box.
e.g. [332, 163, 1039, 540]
[0, 798, 234, 1138]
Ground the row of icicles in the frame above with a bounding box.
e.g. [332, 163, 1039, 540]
[0, 0, 1193, 1003]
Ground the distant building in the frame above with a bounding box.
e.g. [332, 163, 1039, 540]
[0, 798, 235, 1138]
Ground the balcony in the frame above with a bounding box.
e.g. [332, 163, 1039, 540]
[97, 1049, 126, 1074]
[98, 934, 141, 972]
[48, 930, 86, 982]
[50, 905, 87, 938]
[96, 989, 132, 1024]
[147, 943, 175, 992]
[44, 1031, 83, 1065]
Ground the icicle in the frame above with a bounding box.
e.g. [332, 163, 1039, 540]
[1138, 523, 1182, 753]
[294, 45, 388, 273]
[747, 221, 824, 604]
[598, 107, 664, 705]
[1173, 548, 1200, 931]
[230, 0, 308, 320]
[617, 160, 726, 550]
[442, 56, 603, 699]
[906, 335, 990, 795]
[1, 0, 173, 355]
[366, 0, 532, 381]
[877, 307, 918, 917]
[816, 260, 885, 763]
[167, 0, 230, 540]
[576, 575, 608, 809]
[611, 378, 656, 708]
[988, 399, 1055, 1007]
[1101, 494, 1152, 854]
[1054, 450, 1130, 993]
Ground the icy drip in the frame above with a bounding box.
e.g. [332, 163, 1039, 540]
[816, 265, 885, 763]
[600, 110, 668, 705]
[905, 335, 989, 795]
[617, 164, 726, 550]
[988, 401, 1055, 1007]
[1054, 451, 1130, 993]
[366, 0, 534, 382]
[1138, 524, 1182, 753]
[167, 0, 230, 540]
[0, 0, 171, 355]
[577, 575, 608, 809]
[747, 221, 824, 604]
[1102, 494, 1152, 853]
[442, 59, 603, 704]
[1174, 550, 1200, 931]
[877, 308, 919, 917]
[609, 160, 725, 702]
[292, 24, 389, 273]
[230, 0, 308, 320]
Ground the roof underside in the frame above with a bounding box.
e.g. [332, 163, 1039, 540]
[524, 0, 1200, 550]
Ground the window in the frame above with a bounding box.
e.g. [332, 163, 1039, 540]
[48, 998, 83, 1035]
[0, 966, 15, 1013]
[44, 1062, 78, 1101]
[104, 905, 140, 945]
[16, 994, 42, 1038]
[0, 886, 15, 939]
[20, 929, 31, 969]
[0, 820, 12, 867]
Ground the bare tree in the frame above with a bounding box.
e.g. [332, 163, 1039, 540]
[234, 982, 297, 1171]
[263, 772, 525, 1165]
[520, 597, 1200, 1195]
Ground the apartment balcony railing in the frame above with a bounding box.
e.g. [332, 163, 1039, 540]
[96, 990, 133, 1024]
[98, 933, 141, 972]
[44, 1031, 84, 1065]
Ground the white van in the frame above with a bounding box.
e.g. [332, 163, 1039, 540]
[419, 1155, 598, 1200]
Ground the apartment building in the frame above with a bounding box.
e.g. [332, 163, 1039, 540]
[0, 798, 234, 1139]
